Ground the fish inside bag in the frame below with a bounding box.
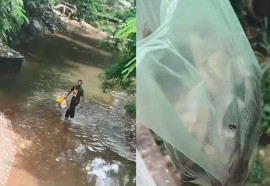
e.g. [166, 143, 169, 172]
[136, 0, 262, 185]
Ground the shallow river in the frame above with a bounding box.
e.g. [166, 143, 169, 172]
[0, 33, 135, 186]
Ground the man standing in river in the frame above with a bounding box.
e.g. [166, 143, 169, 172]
[64, 80, 84, 119]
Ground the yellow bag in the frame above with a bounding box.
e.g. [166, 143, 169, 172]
[56, 97, 65, 103]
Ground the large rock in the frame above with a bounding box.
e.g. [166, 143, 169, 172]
[10, 7, 68, 46]
[29, 18, 51, 36]
[0, 44, 24, 73]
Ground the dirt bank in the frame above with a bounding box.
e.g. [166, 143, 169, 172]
[0, 113, 36, 186]
[5, 135, 37, 186]
[0, 114, 15, 186]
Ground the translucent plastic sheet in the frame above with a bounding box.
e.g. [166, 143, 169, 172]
[137, 0, 262, 185]
[136, 0, 161, 41]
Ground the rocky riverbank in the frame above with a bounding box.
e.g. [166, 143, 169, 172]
[0, 3, 72, 73]
[0, 113, 39, 186]
[0, 43, 24, 73]
[10, 5, 69, 46]
[0, 2, 110, 73]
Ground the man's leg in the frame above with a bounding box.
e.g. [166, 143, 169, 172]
[65, 102, 75, 118]
[65, 106, 71, 119]
[70, 102, 79, 118]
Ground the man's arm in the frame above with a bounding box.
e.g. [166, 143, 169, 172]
[65, 87, 74, 99]
[80, 96, 84, 107]
[80, 90, 84, 107]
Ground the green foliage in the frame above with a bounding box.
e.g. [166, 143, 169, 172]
[261, 61, 270, 134]
[96, 22, 116, 34]
[124, 103, 136, 115]
[68, 0, 113, 33]
[229, 0, 270, 57]
[100, 55, 136, 95]
[0, 0, 29, 41]
[112, 15, 136, 54]
[244, 155, 265, 185]
[75, 0, 108, 22]
[110, 16, 136, 84]
[68, 0, 135, 33]
[104, 56, 133, 79]
[114, 17, 135, 38]
[252, 27, 269, 57]
[111, 16, 136, 55]
[106, 0, 118, 6]
[24, 0, 58, 6]
[229, 0, 247, 27]
[100, 12, 136, 96]
[23, 0, 58, 12]
[152, 132, 167, 155]
[0, 0, 61, 41]
[121, 56, 136, 80]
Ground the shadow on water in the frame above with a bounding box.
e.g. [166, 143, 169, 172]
[14, 32, 120, 70]
[0, 32, 135, 186]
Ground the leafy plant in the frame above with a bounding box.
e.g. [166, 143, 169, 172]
[229, 0, 248, 27]
[244, 155, 265, 185]
[261, 61, 270, 134]
[0, 0, 29, 41]
[111, 16, 136, 55]
[229, 0, 270, 58]
[68, 0, 135, 33]
[121, 56, 136, 81]
[152, 132, 167, 155]
[114, 16, 135, 38]
[100, 55, 136, 95]
[124, 103, 136, 115]
[23, 0, 58, 15]
[68, 0, 113, 33]
[100, 11, 136, 113]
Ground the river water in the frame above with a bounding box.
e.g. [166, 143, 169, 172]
[0, 33, 135, 186]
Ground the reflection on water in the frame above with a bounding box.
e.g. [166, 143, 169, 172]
[0, 34, 135, 186]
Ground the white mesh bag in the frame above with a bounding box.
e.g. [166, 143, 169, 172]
[137, 0, 262, 185]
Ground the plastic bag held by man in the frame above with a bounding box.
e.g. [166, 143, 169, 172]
[56, 97, 67, 108]
[137, 0, 262, 185]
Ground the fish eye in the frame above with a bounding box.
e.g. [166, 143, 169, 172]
[228, 124, 237, 130]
